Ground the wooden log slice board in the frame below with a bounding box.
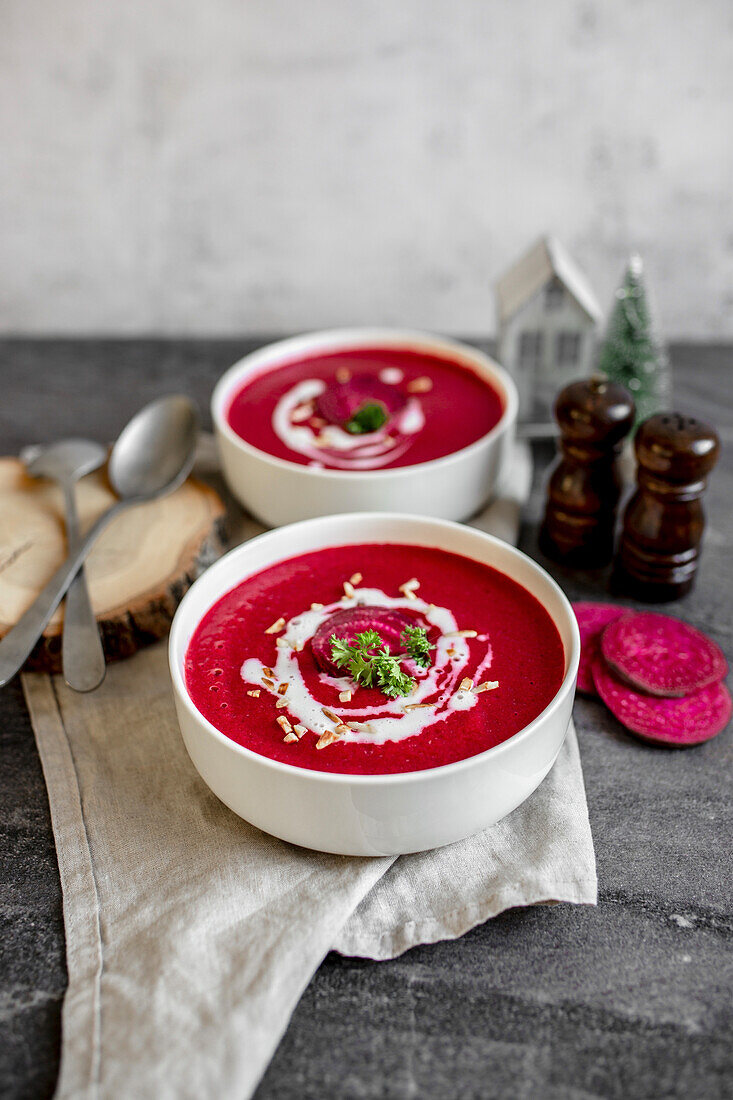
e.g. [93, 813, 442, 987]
[0, 458, 227, 672]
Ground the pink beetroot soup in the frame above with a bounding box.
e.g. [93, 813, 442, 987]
[226, 346, 504, 471]
[184, 544, 565, 776]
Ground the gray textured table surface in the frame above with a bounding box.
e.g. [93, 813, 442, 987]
[1, 340, 731, 1100]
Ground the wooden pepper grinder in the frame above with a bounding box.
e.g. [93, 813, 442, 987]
[614, 413, 720, 601]
[539, 377, 635, 568]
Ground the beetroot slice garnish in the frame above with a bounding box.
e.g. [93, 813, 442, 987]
[315, 374, 407, 428]
[572, 602, 625, 696]
[311, 606, 416, 677]
[601, 611, 728, 698]
[592, 659, 731, 747]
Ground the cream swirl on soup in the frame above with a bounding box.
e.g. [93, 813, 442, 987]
[240, 583, 496, 746]
[226, 347, 504, 472]
[271, 378, 426, 470]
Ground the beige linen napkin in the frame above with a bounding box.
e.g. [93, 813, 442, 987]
[21, 442, 596, 1100]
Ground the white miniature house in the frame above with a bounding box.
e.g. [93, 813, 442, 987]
[496, 237, 602, 419]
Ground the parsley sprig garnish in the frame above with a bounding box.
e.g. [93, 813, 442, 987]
[345, 401, 388, 435]
[401, 625, 433, 669]
[329, 626, 434, 698]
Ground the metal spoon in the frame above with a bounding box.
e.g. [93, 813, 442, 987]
[21, 439, 108, 692]
[0, 395, 199, 688]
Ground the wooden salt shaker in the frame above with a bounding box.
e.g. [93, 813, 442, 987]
[539, 377, 635, 568]
[614, 413, 720, 601]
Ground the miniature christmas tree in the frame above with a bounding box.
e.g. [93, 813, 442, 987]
[597, 254, 672, 427]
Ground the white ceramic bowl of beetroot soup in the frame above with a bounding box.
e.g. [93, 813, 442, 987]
[211, 329, 518, 526]
[169, 512, 579, 856]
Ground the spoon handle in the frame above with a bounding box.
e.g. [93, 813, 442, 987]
[0, 502, 124, 688]
[61, 484, 107, 693]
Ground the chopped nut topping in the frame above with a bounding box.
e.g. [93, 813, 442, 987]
[474, 680, 499, 694]
[247, 689, 261, 698]
[275, 637, 290, 648]
[276, 715, 292, 734]
[343, 580, 355, 598]
[336, 367, 352, 383]
[404, 702, 434, 711]
[459, 677, 474, 692]
[310, 602, 324, 611]
[349, 572, 363, 586]
[283, 731, 299, 743]
[399, 578, 420, 599]
[262, 677, 275, 689]
[291, 404, 313, 423]
[447, 647, 456, 657]
[293, 724, 308, 739]
[316, 728, 341, 749]
[265, 617, 285, 635]
[335, 723, 351, 735]
[339, 689, 352, 703]
[407, 376, 433, 393]
[275, 698, 289, 709]
[322, 707, 340, 724]
[277, 682, 288, 695]
[444, 629, 478, 639]
[262, 666, 274, 678]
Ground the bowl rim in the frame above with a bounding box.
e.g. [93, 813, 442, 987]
[169, 512, 580, 787]
[210, 328, 519, 480]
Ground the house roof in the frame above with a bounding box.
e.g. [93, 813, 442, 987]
[496, 236, 602, 324]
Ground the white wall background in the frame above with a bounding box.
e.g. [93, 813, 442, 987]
[1, 0, 732, 337]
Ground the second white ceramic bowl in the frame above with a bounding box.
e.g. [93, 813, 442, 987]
[211, 329, 518, 527]
[169, 513, 579, 856]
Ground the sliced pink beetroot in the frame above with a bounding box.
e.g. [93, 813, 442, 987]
[312, 606, 415, 677]
[592, 659, 731, 747]
[572, 602, 625, 696]
[315, 374, 407, 428]
[601, 611, 728, 698]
